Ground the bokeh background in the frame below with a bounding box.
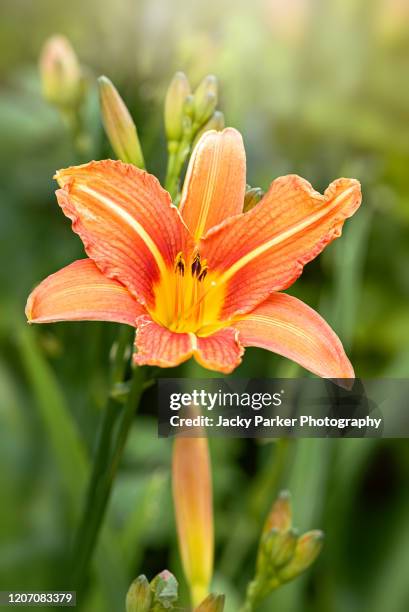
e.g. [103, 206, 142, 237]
[1, 0, 409, 610]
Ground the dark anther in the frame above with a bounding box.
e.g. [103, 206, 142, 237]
[174, 252, 185, 276]
[191, 252, 202, 277]
[198, 267, 208, 282]
[177, 261, 185, 276]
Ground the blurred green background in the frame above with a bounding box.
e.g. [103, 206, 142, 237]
[1, 0, 409, 610]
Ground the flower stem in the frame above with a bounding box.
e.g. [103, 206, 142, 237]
[165, 138, 191, 201]
[239, 579, 264, 612]
[70, 327, 145, 594]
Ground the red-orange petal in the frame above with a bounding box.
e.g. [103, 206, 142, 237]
[55, 160, 190, 308]
[26, 259, 145, 325]
[134, 316, 243, 373]
[201, 176, 362, 319]
[194, 328, 244, 373]
[234, 292, 354, 379]
[179, 128, 246, 241]
[134, 316, 193, 368]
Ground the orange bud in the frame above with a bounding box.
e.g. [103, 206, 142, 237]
[263, 490, 292, 534]
[39, 35, 84, 109]
[172, 436, 214, 607]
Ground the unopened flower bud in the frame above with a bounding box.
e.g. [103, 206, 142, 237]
[192, 111, 225, 147]
[243, 186, 265, 212]
[172, 437, 214, 606]
[181, 113, 193, 140]
[126, 575, 152, 612]
[263, 490, 292, 534]
[150, 570, 178, 608]
[98, 76, 145, 168]
[273, 528, 298, 568]
[39, 35, 84, 109]
[165, 72, 191, 142]
[193, 75, 218, 126]
[183, 94, 195, 119]
[277, 530, 324, 583]
[195, 593, 225, 611]
[257, 527, 297, 576]
[203, 111, 225, 132]
[257, 529, 280, 574]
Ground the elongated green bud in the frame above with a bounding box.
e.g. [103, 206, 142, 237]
[257, 529, 280, 574]
[277, 530, 324, 583]
[98, 76, 145, 168]
[183, 93, 195, 118]
[193, 75, 218, 126]
[195, 594, 225, 611]
[39, 35, 84, 109]
[165, 72, 191, 142]
[273, 528, 298, 568]
[126, 575, 152, 612]
[204, 110, 225, 131]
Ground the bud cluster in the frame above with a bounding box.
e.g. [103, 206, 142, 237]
[165, 72, 224, 148]
[126, 571, 224, 612]
[164, 72, 225, 200]
[244, 491, 324, 608]
[126, 571, 177, 612]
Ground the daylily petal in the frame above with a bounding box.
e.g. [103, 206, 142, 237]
[179, 128, 246, 241]
[55, 160, 190, 308]
[201, 176, 362, 319]
[194, 328, 244, 373]
[234, 292, 354, 378]
[134, 315, 193, 368]
[26, 259, 144, 325]
[134, 315, 243, 373]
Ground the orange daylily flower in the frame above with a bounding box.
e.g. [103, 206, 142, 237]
[26, 128, 361, 376]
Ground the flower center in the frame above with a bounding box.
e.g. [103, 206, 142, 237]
[149, 249, 225, 335]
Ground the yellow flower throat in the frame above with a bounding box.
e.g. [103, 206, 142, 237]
[150, 250, 225, 336]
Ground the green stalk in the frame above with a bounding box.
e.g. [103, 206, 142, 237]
[165, 137, 191, 201]
[240, 596, 255, 612]
[240, 580, 264, 612]
[70, 326, 145, 594]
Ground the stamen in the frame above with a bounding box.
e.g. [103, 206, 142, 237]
[198, 266, 208, 282]
[166, 250, 216, 333]
[191, 251, 201, 277]
[174, 251, 185, 276]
